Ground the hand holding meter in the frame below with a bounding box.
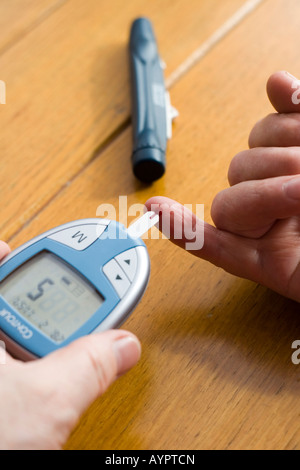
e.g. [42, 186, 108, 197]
[0, 212, 158, 360]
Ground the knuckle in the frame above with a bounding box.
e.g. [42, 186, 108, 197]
[268, 114, 300, 146]
[248, 114, 275, 148]
[284, 148, 300, 173]
[84, 343, 113, 395]
[228, 150, 249, 185]
[283, 116, 300, 145]
[211, 190, 226, 228]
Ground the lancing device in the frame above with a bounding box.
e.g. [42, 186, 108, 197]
[129, 17, 178, 183]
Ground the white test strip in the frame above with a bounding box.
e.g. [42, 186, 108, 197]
[127, 211, 159, 239]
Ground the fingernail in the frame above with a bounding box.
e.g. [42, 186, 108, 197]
[0, 241, 10, 258]
[283, 177, 300, 199]
[113, 336, 141, 375]
[285, 71, 299, 81]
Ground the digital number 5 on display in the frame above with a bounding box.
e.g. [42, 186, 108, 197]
[0, 215, 158, 360]
[1, 252, 104, 345]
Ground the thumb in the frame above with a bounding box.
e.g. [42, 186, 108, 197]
[32, 330, 141, 438]
[267, 70, 300, 113]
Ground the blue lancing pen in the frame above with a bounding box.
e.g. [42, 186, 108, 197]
[129, 17, 178, 183]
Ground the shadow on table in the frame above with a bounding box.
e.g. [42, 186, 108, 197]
[145, 277, 300, 396]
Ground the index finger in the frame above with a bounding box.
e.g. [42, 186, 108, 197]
[145, 196, 260, 282]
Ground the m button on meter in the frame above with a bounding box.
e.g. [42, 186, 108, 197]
[48, 223, 108, 251]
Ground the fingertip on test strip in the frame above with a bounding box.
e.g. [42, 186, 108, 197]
[127, 211, 159, 239]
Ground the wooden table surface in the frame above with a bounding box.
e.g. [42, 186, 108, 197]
[1, 0, 300, 450]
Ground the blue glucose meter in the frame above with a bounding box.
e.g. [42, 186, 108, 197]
[0, 216, 157, 360]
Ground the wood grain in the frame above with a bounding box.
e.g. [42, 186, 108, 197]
[2, 0, 300, 450]
[0, 0, 246, 241]
[0, 0, 66, 54]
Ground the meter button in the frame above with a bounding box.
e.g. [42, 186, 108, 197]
[48, 224, 107, 251]
[103, 260, 130, 298]
[115, 248, 137, 282]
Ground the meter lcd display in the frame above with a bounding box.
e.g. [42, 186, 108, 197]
[0, 252, 104, 343]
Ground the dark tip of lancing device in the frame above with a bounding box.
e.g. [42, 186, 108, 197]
[129, 17, 178, 183]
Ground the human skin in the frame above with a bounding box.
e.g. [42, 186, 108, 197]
[1, 70, 300, 450]
[146, 71, 300, 303]
[0, 237, 141, 450]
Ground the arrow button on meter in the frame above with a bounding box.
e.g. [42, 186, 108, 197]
[115, 249, 137, 282]
[103, 259, 130, 298]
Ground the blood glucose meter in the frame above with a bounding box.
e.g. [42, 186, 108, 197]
[0, 214, 158, 360]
